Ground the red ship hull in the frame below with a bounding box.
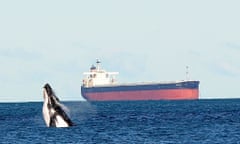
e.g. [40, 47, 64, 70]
[82, 89, 199, 101]
[81, 81, 200, 101]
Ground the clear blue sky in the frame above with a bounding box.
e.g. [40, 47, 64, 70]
[1, 0, 240, 102]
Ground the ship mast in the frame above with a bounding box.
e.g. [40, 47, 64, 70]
[186, 66, 189, 80]
[96, 59, 101, 71]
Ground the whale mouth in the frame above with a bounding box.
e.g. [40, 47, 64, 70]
[43, 83, 59, 102]
[43, 83, 53, 97]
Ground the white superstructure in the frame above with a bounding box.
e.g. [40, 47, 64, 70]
[82, 60, 119, 87]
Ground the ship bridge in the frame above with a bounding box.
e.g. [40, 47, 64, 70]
[82, 60, 119, 87]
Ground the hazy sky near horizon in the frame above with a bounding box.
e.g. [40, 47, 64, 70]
[1, 0, 240, 101]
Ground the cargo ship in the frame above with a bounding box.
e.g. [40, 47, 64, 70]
[81, 60, 200, 101]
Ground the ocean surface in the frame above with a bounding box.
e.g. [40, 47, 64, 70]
[0, 99, 240, 144]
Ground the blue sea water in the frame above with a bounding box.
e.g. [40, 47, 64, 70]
[0, 99, 240, 144]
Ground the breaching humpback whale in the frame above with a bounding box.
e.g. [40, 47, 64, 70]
[42, 83, 74, 127]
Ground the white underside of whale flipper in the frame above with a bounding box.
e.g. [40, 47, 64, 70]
[43, 90, 50, 127]
[55, 115, 69, 127]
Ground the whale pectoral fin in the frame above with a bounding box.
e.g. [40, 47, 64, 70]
[55, 106, 74, 126]
[62, 114, 74, 126]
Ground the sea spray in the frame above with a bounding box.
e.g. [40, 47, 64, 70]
[64, 101, 97, 123]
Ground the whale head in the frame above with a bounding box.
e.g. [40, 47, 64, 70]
[42, 83, 74, 127]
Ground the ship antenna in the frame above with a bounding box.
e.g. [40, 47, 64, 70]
[186, 66, 189, 80]
[96, 59, 101, 71]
